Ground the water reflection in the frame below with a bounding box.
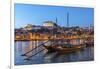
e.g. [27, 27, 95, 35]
[15, 41, 94, 65]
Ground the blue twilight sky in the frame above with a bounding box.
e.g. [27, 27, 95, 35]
[14, 3, 94, 28]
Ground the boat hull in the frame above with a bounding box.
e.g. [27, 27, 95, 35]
[44, 44, 85, 53]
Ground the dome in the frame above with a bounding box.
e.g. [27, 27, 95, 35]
[43, 21, 57, 27]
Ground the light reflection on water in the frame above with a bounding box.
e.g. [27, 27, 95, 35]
[15, 41, 94, 65]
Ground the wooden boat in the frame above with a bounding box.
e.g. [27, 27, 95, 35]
[85, 42, 94, 47]
[44, 44, 85, 53]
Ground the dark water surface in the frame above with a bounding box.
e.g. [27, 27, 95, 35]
[15, 41, 94, 65]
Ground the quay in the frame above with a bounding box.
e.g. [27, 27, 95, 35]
[15, 33, 93, 41]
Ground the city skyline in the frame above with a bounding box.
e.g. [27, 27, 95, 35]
[15, 3, 94, 28]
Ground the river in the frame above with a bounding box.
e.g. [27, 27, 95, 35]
[15, 41, 94, 65]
